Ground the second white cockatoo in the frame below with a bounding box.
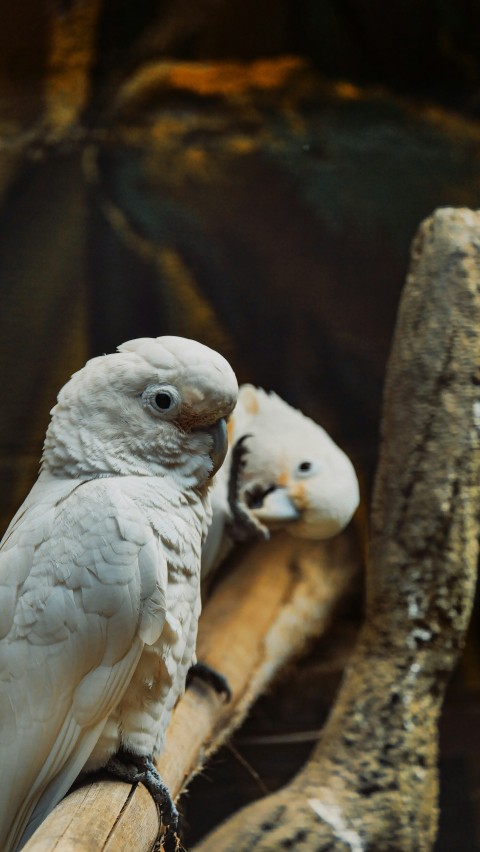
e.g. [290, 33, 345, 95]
[202, 384, 360, 580]
[0, 336, 237, 851]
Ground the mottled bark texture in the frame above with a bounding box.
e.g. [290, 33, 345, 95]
[23, 531, 359, 851]
[193, 207, 480, 852]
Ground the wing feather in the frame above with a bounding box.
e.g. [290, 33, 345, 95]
[0, 476, 167, 851]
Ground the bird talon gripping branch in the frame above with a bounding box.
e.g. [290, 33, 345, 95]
[186, 661, 232, 701]
[107, 750, 179, 834]
[226, 435, 270, 543]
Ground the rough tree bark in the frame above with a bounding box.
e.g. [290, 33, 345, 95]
[192, 207, 480, 851]
[23, 529, 359, 851]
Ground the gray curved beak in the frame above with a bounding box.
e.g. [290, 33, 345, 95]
[208, 418, 229, 477]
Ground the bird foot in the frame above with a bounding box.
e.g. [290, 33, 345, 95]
[106, 749, 178, 834]
[187, 661, 232, 701]
[226, 435, 270, 543]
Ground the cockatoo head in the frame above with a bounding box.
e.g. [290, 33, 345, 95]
[42, 336, 238, 486]
[230, 385, 359, 539]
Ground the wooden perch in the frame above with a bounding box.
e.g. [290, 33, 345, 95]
[192, 207, 480, 851]
[23, 529, 359, 851]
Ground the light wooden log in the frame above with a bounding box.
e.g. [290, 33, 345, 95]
[24, 528, 359, 851]
[193, 207, 480, 851]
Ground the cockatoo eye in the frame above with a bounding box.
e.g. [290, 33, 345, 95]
[155, 392, 174, 410]
[295, 459, 320, 479]
[142, 384, 181, 416]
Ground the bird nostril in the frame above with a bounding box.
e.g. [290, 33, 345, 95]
[245, 484, 277, 510]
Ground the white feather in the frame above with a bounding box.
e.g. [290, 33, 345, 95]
[0, 336, 237, 850]
[203, 384, 360, 579]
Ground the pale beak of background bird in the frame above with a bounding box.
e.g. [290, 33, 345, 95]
[251, 487, 301, 523]
[208, 418, 229, 477]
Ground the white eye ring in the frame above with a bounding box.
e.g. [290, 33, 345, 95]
[295, 459, 321, 479]
[142, 384, 181, 416]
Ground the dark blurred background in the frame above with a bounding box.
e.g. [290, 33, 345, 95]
[0, 1, 479, 847]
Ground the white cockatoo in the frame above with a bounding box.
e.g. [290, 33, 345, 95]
[202, 384, 360, 579]
[0, 336, 237, 851]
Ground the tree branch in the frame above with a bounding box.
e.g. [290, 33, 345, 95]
[192, 207, 480, 851]
[23, 529, 359, 851]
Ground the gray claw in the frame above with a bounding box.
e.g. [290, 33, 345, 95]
[106, 749, 178, 833]
[187, 661, 232, 701]
[227, 435, 270, 543]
